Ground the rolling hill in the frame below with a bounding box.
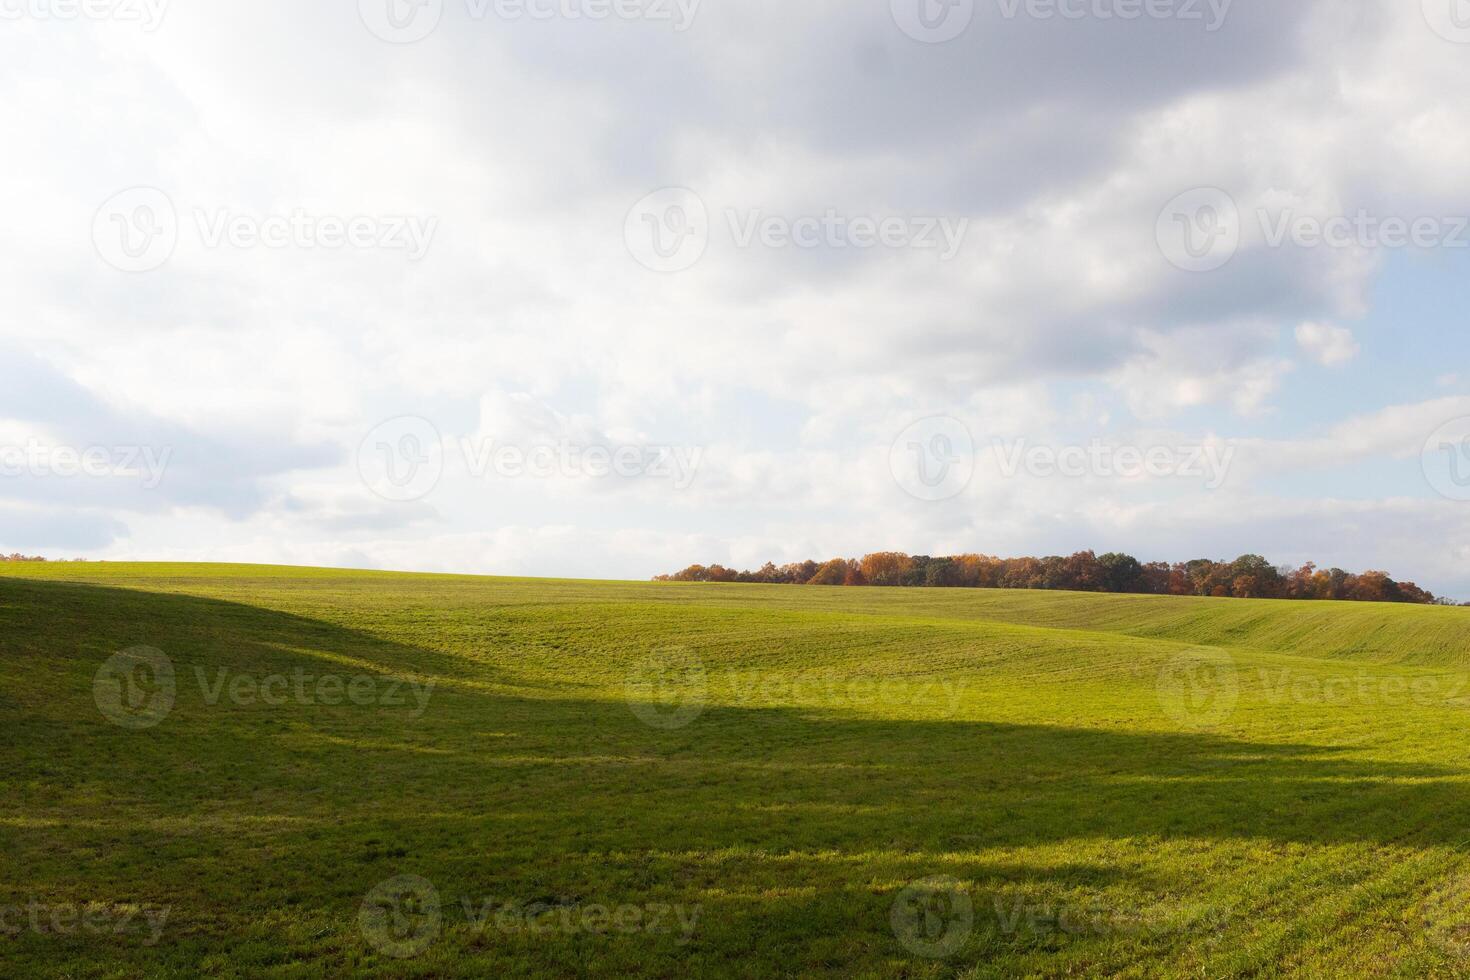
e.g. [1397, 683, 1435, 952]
[3, 563, 1470, 977]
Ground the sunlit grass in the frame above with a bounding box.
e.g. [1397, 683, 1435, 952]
[2, 563, 1469, 976]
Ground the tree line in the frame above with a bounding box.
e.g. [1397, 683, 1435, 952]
[656, 552, 1455, 604]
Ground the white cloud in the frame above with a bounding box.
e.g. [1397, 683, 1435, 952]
[1, 0, 1468, 597]
[1295, 321, 1361, 367]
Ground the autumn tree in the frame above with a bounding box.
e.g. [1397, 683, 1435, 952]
[860, 552, 914, 587]
[657, 552, 1437, 604]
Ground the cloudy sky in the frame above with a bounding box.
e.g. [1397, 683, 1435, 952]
[3, 0, 1470, 596]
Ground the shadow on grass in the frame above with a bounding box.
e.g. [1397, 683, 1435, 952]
[3, 577, 1466, 846]
[8, 575, 1470, 975]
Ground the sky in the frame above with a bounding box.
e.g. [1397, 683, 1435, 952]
[2, 0, 1470, 597]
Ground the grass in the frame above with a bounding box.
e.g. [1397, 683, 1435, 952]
[3, 562, 1470, 977]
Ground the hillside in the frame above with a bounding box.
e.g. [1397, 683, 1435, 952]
[3, 563, 1470, 977]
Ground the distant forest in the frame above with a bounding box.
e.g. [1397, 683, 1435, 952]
[656, 552, 1458, 605]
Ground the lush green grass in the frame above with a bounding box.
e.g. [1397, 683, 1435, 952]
[4, 563, 1470, 977]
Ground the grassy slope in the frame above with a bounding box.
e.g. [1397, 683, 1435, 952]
[3, 563, 1470, 977]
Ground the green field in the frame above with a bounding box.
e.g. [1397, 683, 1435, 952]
[4, 563, 1470, 977]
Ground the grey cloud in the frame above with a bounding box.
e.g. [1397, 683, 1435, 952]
[0, 507, 128, 553]
[280, 495, 442, 533]
[0, 348, 337, 518]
